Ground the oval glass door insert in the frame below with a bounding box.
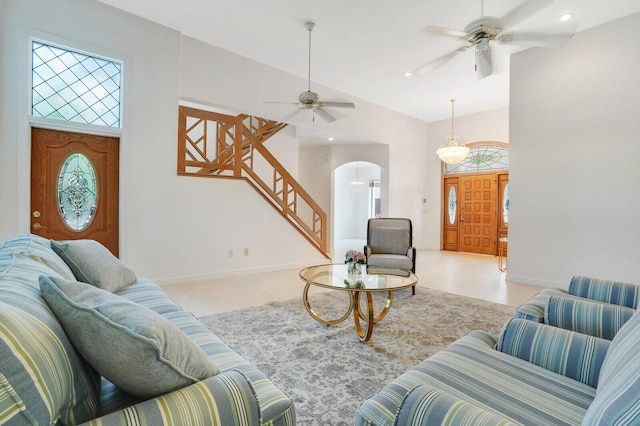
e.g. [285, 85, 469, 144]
[448, 186, 457, 225]
[58, 153, 98, 231]
[503, 183, 509, 224]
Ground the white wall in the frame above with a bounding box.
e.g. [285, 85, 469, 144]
[509, 12, 640, 287]
[0, 0, 431, 283]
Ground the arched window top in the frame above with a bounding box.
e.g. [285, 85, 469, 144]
[444, 142, 509, 175]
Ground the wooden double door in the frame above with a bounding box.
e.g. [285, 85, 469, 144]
[442, 172, 508, 255]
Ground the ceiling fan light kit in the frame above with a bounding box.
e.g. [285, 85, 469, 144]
[436, 99, 470, 165]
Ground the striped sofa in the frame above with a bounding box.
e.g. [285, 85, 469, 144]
[355, 312, 640, 425]
[0, 234, 295, 425]
[514, 276, 639, 339]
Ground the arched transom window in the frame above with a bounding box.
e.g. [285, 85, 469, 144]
[444, 142, 509, 175]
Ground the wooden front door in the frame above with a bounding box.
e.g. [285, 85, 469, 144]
[459, 174, 498, 255]
[30, 128, 120, 255]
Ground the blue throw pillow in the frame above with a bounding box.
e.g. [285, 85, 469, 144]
[39, 275, 220, 399]
[51, 239, 136, 292]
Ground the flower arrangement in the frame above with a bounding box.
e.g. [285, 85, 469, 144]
[345, 250, 366, 264]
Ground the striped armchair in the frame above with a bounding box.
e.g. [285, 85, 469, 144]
[514, 275, 639, 339]
[355, 313, 640, 425]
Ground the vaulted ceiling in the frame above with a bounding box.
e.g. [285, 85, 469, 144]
[98, 0, 640, 123]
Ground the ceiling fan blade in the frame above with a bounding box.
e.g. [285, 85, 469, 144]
[475, 41, 492, 79]
[314, 108, 336, 123]
[320, 101, 355, 109]
[499, 0, 553, 29]
[414, 44, 472, 75]
[424, 26, 470, 39]
[282, 107, 304, 121]
[498, 30, 576, 48]
[265, 101, 300, 106]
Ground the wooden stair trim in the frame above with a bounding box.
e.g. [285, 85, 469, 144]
[177, 106, 328, 258]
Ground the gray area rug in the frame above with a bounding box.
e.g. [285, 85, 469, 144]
[199, 288, 516, 425]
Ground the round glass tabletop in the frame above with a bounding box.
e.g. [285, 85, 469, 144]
[299, 263, 417, 292]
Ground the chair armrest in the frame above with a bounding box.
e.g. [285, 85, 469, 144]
[497, 318, 610, 388]
[569, 276, 640, 309]
[407, 247, 416, 273]
[545, 295, 635, 340]
[396, 386, 518, 426]
[514, 287, 567, 322]
[79, 370, 260, 426]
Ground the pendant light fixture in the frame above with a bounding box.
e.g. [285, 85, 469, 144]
[350, 161, 365, 191]
[436, 99, 470, 164]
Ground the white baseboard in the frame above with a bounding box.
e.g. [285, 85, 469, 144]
[506, 273, 566, 289]
[152, 259, 330, 287]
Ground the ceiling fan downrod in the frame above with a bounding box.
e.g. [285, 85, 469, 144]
[305, 21, 315, 93]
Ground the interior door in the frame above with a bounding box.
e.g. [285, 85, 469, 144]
[459, 174, 498, 255]
[30, 128, 120, 255]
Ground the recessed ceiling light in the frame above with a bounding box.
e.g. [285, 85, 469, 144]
[327, 137, 334, 141]
[404, 72, 412, 77]
[559, 13, 574, 22]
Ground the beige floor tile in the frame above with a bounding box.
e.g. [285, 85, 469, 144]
[163, 241, 543, 317]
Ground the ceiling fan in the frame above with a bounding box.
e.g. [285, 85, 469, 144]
[268, 21, 355, 122]
[415, 0, 576, 79]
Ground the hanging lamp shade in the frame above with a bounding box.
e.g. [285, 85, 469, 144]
[436, 99, 470, 165]
[350, 161, 365, 191]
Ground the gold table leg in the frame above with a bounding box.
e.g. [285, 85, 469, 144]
[303, 282, 353, 325]
[353, 290, 394, 342]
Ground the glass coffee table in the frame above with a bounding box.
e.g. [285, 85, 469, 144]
[298, 264, 418, 342]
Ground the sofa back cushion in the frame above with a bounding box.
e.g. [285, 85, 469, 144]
[497, 318, 609, 388]
[545, 295, 635, 340]
[0, 234, 100, 424]
[1, 233, 76, 280]
[569, 276, 640, 309]
[582, 311, 640, 424]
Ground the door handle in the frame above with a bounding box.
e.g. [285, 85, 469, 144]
[32, 223, 43, 230]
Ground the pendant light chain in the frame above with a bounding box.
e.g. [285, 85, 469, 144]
[450, 99, 455, 141]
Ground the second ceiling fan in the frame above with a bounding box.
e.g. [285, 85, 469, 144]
[270, 21, 355, 122]
[415, 0, 576, 79]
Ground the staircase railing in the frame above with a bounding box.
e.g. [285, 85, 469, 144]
[177, 106, 328, 257]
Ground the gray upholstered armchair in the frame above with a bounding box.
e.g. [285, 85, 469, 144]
[364, 218, 416, 295]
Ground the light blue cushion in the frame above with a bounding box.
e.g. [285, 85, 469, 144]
[583, 311, 640, 424]
[39, 275, 220, 399]
[569, 276, 640, 309]
[51, 239, 136, 292]
[545, 295, 634, 340]
[497, 318, 609, 388]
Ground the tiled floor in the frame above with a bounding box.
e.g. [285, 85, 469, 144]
[163, 239, 543, 318]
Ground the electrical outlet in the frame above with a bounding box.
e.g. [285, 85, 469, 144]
[244, 248, 249, 256]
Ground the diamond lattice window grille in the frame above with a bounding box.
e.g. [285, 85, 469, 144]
[32, 41, 122, 128]
[444, 144, 509, 175]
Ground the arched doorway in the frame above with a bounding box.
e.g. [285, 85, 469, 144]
[333, 161, 381, 257]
